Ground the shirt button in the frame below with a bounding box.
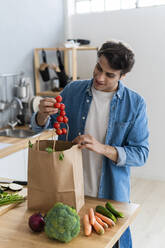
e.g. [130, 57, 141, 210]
[78, 132, 81, 135]
[82, 116, 85, 120]
[86, 99, 89, 103]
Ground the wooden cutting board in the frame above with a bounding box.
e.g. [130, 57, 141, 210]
[0, 187, 27, 216]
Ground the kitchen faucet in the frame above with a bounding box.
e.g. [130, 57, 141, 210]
[8, 97, 23, 129]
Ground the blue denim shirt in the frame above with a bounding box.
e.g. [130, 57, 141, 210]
[31, 79, 149, 203]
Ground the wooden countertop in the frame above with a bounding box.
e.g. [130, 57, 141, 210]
[0, 196, 140, 248]
[0, 127, 55, 159]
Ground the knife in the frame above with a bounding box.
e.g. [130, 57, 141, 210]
[0, 180, 27, 185]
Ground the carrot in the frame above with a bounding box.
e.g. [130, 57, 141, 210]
[95, 215, 109, 230]
[92, 220, 104, 235]
[88, 208, 95, 225]
[83, 214, 92, 236]
[95, 212, 115, 227]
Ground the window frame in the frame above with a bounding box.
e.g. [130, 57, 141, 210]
[74, 0, 165, 14]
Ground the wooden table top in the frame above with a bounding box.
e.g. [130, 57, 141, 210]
[0, 196, 140, 248]
[0, 128, 56, 159]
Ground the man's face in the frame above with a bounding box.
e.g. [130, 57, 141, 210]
[93, 55, 125, 92]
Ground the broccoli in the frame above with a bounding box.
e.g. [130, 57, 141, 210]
[44, 202, 80, 243]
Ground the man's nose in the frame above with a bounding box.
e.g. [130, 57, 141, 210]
[97, 72, 105, 81]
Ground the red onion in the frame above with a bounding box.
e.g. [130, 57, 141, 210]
[28, 213, 45, 232]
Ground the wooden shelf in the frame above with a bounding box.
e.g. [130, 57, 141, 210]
[34, 46, 98, 97]
[36, 90, 62, 97]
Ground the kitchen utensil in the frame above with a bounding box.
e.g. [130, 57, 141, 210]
[30, 96, 43, 113]
[15, 85, 27, 98]
[39, 49, 50, 82]
[55, 50, 70, 88]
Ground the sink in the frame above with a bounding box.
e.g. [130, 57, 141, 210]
[0, 129, 38, 138]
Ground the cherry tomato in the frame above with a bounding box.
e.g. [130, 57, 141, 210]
[60, 110, 66, 116]
[55, 95, 62, 103]
[53, 122, 60, 129]
[60, 103, 65, 110]
[54, 102, 61, 109]
[63, 116, 68, 123]
[56, 128, 63, 135]
[57, 115, 64, 122]
[62, 128, 67, 134]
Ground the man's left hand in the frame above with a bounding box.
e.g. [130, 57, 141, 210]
[72, 134, 118, 163]
[72, 134, 105, 155]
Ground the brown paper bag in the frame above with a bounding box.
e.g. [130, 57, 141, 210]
[27, 140, 84, 212]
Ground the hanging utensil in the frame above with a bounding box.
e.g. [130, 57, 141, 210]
[39, 49, 50, 82]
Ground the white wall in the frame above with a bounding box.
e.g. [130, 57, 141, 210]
[68, 6, 165, 181]
[0, 0, 65, 128]
[0, 0, 64, 75]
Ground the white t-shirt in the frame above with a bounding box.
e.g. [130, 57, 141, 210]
[82, 86, 115, 197]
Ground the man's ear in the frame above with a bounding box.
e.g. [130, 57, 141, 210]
[120, 74, 126, 80]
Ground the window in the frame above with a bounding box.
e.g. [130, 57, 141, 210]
[138, 0, 165, 7]
[74, 0, 165, 14]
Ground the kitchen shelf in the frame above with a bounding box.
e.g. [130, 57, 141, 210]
[34, 46, 98, 97]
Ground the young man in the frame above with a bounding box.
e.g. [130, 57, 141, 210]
[31, 40, 149, 248]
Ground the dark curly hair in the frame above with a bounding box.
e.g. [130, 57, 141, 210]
[97, 40, 135, 76]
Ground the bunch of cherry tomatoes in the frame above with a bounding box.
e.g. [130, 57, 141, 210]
[53, 95, 68, 136]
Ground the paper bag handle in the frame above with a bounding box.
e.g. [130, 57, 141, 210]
[36, 131, 56, 151]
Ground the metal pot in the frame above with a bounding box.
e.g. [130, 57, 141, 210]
[15, 86, 27, 99]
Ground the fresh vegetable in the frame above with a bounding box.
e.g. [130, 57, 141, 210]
[53, 122, 60, 129]
[56, 128, 63, 135]
[105, 201, 124, 218]
[60, 110, 66, 116]
[83, 214, 92, 236]
[63, 116, 68, 123]
[88, 208, 95, 225]
[56, 115, 64, 123]
[45, 147, 53, 153]
[60, 103, 65, 110]
[95, 205, 117, 223]
[62, 128, 67, 134]
[0, 187, 4, 194]
[59, 152, 64, 160]
[95, 215, 108, 230]
[8, 183, 23, 191]
[0, 192, 25, 206]
[95, 212, 115, 227]
[28, 213, 45, 232]
[92, 220, 104, 235]
[54, 102, 61, 109]
[53, 97, 68, 137]
[55, 95, 62, 103]
[28, 140, 33, 148]
[0, 183, 9, 189]
[44, 202, 80, 243]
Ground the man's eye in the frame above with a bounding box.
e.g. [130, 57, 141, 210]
[106, 73, 115, 78]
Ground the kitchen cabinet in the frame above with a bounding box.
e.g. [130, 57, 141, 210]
[34, 46, 98, 97]
[0, 128, 55, 180]
[0, 148, 28, 180]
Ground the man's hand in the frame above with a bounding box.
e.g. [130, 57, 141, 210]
[72, 134, 118, 163]
[73, 134, 105, 154]
[36, 97, 58, 126]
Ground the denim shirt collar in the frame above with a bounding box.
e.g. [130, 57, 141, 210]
[86, 78, 124, 99]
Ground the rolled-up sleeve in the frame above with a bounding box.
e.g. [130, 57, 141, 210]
[115, 146, 127, 166]
[31, 112, 51, 133]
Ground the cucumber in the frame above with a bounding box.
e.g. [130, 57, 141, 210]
[105, 202, 124, 218]
[95, 205, 117, 223]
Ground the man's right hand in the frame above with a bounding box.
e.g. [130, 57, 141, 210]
[36, 97, 58, 126]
